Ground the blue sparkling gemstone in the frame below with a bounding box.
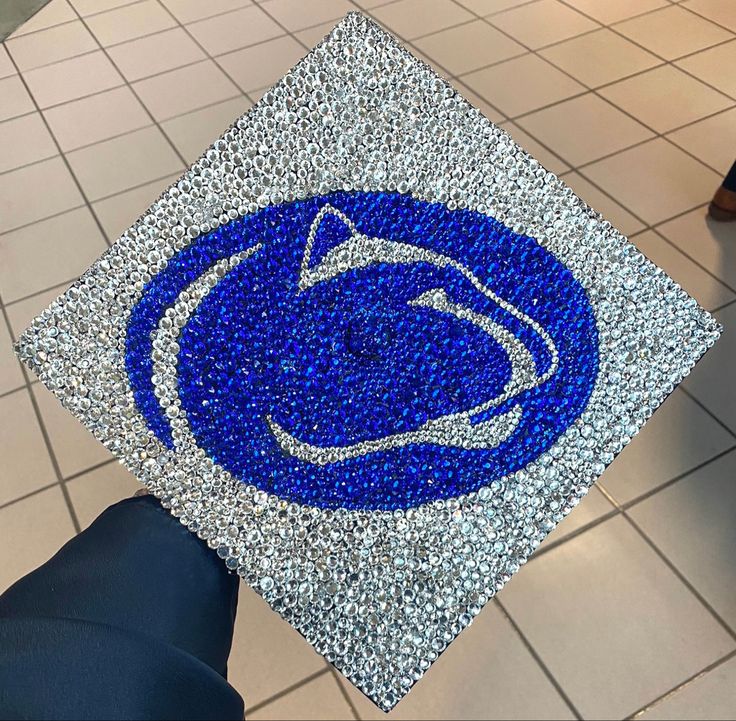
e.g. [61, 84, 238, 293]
[126, 191, 599, 510]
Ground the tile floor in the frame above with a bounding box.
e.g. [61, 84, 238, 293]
[1, 0, 735, 718]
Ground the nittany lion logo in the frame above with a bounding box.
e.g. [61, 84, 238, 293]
[127, 192, 598, 510]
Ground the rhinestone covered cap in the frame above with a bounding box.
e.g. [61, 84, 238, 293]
[16, 13, 720, 711]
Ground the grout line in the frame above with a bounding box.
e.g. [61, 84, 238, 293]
[495, 599, 584, 719]
[240, 1, 310, 53]
[4, 0, 146, 41]
[679, 386, 736, 439]
[648, 225, 736, 297]
[0, 167, 182, 241]
[628, 648, 736, 719]
[64, 3, 193, 181]
[3, 49, 114, 247]
[328, 666, 361, 720]
[620, 446, 736, 511]
[623, 511, 736, 640]
[593, 451, 736, 643]
[555, 0, 736, 102]
[4, 280, 78, 315]
[8, 47, 100, 75]
[0, 296, 81, 532]
[0, 480, 61, 512]
[63, 456, 117, 483]
[474, 4, 736, 176]
[531, 444, 736, 564]
[673, 3, 736, 43]
[151, 0, 258, 106]
[712, 297, 736, 313]
[0, 63, 248, 127]
[529, 507, 621, 560]
[25, 82, 128, 113]
[243, 667, 333, 714]
[0, 202, 87, 239]
[0, 383, 27, 399]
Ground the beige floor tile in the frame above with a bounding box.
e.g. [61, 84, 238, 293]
[518, 93, 653, 166]
[66, 461, 139, 528]
[107, 27, 206, 82]
[639, 654, 736, 720]
[414, 20, 524, 75]
[0, 319, 24, 396]
[500, 121, 570, 174]
[489, 0, 599, 50]
[92, 171, 181, 240]
[667, 107, 736, 176]
[0, 46, 15, 79]
[132, 59, 240, 121]
[23, 50, 123, 108]
[460, 54, 585, 117]
[453, 78, 505, 122]
[8, 0, 76, 37]
[658, 208, 736, 290]
[162, 96, 251, 164]
[228, 585, 328, 708]
[264, 0, 353, 32]
[599, 388, 735, 505]
[613, 5, 731, 61]
[581, 138, 720, 225]
[0, 389, 57, 507]
[160, 0, 249, 24]
[562, 0, 668, 25]
[455, 0, 534, 15]
[537, 485, 616, 550]
[676, 40, 736, 99]
[66, 126, 182, 201]
[683, 0, 736, 33]
[0, 112, 57, 174]
[539, 28, 661, 88]
[599, 65, 733, 134]
[70, 0, 141, 16]
[219, 36, 306, 94]
[500, 515, 735, 719]
[683, 303, 736, 433]
[0, 486, 75, 593]
[32, 384, 112, 479]
[43, 86, 151, 152]
[6, 283, 74, 338]
[0, 75, 35, 122]
[86, 0, 176, 46]
[371, 0, 473, 40]
[294, 20, 338, 47]
[187, 6, 283, 56]
[352, 0, 397, 8]
[630, 450, 736, 628]
[247, 671, 352, 720]
[560, 171, 645, 236]
[0, 156, 83, 234]
[5, 20, 97, 71]
[634, 229, 735, 310]
[339, 603, 575, 720]
[0, 207, 107, 302]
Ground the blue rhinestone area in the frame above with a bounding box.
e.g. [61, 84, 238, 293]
[126, 191, 598, 510]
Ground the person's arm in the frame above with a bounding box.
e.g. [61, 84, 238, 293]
[0, 493, 244, 721]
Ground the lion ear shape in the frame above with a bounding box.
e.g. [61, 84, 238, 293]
[300, 204, 359, 286]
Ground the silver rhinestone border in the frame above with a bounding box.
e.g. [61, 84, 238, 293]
[15, 13, 720, 711]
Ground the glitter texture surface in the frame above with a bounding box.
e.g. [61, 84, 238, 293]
[15, 13, 720, 711]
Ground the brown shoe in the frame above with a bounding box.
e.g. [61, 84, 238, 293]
[708, 185, 736, 222]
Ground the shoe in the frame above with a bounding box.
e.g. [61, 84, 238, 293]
[708, 185, 736, 222]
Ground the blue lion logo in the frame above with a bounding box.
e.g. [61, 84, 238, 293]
[127, 191, 598, 510]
